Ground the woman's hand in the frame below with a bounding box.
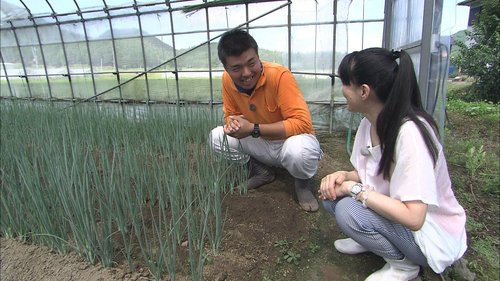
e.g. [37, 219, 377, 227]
[319, 171, 349, 200]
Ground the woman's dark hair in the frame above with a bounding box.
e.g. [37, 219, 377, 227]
[217, 29, 259, 66]
[338, 47, 439, 179]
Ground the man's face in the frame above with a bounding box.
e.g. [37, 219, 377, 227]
[224, 48, 261, 90]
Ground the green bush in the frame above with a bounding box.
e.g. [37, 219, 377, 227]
[451, 0, 499, 103]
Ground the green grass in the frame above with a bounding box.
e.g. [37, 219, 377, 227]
[0, 75, 225, 102]
[444, 82, 499, 281]
[0, 74, 342, 103]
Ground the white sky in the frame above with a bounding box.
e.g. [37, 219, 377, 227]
[2, 0, 470, 51]
[441, 1, 470, 35]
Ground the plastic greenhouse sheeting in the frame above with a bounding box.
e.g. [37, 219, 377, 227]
[0, 0, 448, 133]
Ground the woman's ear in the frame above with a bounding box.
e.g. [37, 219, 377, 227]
[360, 84, 371, 99]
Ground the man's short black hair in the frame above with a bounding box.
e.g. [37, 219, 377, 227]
[217, 29, 259, 66]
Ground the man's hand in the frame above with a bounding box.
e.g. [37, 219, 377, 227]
[223, 115, 253, 139]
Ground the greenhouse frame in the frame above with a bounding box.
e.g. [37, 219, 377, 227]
[1, 0, 451, 133]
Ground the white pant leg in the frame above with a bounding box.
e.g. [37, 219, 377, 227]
[208, 126, 250, 164]
[209, 126, 322, 179]
[280, 134, 323, 179]
[209, 126, 281, 166]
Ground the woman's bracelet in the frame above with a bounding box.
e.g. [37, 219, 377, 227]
[359, 185, 374, 208]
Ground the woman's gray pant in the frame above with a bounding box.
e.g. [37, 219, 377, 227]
[322, 197, 429, 266]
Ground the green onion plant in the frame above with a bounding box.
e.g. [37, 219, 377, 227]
[0, 100, 246, 280]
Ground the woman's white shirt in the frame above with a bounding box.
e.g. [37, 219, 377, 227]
[350, 117, 467, 273]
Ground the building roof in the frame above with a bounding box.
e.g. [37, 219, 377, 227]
[458, 0, 481, 7]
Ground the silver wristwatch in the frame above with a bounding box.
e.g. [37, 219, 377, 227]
[350, 183, 364, 198]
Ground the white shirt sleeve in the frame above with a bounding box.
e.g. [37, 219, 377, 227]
[389, 121, 439, 206]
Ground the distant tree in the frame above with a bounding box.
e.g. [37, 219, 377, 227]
[452, 0, 499, 103]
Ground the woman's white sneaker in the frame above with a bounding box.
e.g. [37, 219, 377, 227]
[334, 238, 369, 254]
[365, 257, 420, 281]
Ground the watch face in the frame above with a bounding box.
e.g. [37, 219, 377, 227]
[251, 124, 260, 138]
[351, 183, 363, 195]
